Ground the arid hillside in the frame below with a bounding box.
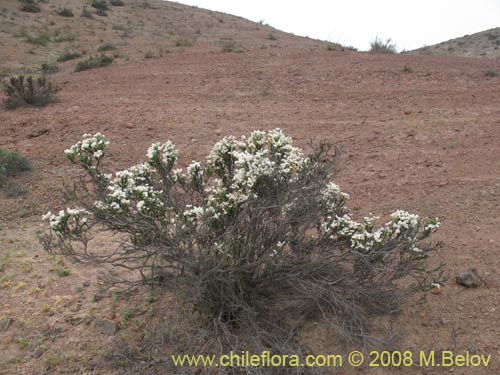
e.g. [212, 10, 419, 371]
[0, 0, 324, 75]
[411, 27, 500, 59]
[1, 2, 500, 375]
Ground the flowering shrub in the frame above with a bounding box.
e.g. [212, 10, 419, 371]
[41, 129, 441, 348]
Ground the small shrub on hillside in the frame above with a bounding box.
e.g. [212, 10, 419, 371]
[97, 43, 116, 52]
[91, 0, 108, 11]
[485, 67, 498, 77]
[41, 130, 442, 353]
[2, 75, 58, 109]
[0, 149, 31, 187]
[26, 33, 50, 47]
[52, 34, 75, 43]
[174, 38, 193, 47]
[221, 41, 245, 53]
[110, 0, 125, 6]
[403, 64, 414, 73]
[369, 37, 397, 54]
[19, 0, 40, 13]
[326, 42, 342, 51]
[144, 51, 154, 59]
[41, 62, 59, 74]
[267, 33, 277, 41]
[56, 7, 73, 17]
[96, 9, 108, 17]
[81, 6, 93, 18]
[57, 51, 82, 62]
[74, 55, 113, 72]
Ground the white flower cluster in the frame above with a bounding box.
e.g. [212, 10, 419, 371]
[389, 210, 420, 236]
[207, 136, 238, 176]
[183, 205, 204, 224]
[319, 182, 350, 212]
[187, 161, 203, 188]
[147, 141, 178, 171]
[64, 133, 109, 165]
[42, 208, 89, 235]
[323, 210, 440, 253]
[204, 129, 307, 219]
[97, 163, 163, 214]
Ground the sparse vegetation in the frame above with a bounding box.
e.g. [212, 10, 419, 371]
[326, 42, 342, 51]
[19, 0, 40, 13]
[81, 6, 93, 18]
[110, 0, 125, 6]
[56, 268, 70, 277]
[174, 38, 193, 47]
[57, 51, 82, 62]
[144, 51, 154, 59]
[16, 337, 29, 349]
[485, 67, 498, 77]
[74, 55, 113, 72]
[403, 64, 414, 73]
[26, 33, 50, 47]
[267, 33, 277, 41]
[221, 40, 245, 53]
[369, 37, 397, 54]
[0, 148, 31, 187]
[2, 75, 58, 109]
[41, 62, 58, 74]
[52, 34, 75, 43]
[91, 0, 108, 11]
[56, 7, 73, 17]
[97, 43, 116, 52]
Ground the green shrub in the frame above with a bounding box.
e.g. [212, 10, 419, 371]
[19, 0, 40, 13]
[326, 42, 342, 51]
[74, 55, 113, 72]
[91, 0, 108, 11]
[110, 0, 124, 6]
[56, 7, 73, 17]
[221, 41, 245, 53]
[0, 148, 31, 186]
[144, 51, 154, 59]
[81, 6, 93, 18]
[42, 130, 442, 352]
[97, 43, 116, 52]
[57, 52, 82, 62]
[2, 75, 58, 109]
[26, 33, 50, 47]
[41, 62, 59, 74]
[52, 34, 75, 43]
[267, 33, 277, 41]
[369, 37, 397, 53]
[485, 67, 498, 77]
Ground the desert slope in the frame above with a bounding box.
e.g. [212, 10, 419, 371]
[411, 27, 500, 59]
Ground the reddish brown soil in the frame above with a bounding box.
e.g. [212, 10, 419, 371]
[1, 36, 500, 374]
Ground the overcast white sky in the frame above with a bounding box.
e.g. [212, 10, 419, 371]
[172, 0, 500, 51]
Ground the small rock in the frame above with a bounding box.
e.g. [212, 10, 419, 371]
[431, 287, 443, 295]
[456, 267, 482, 288]
[441, 318, 451, 326]
[82, 281, 90, 288]
[95, 318, 118, 336]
